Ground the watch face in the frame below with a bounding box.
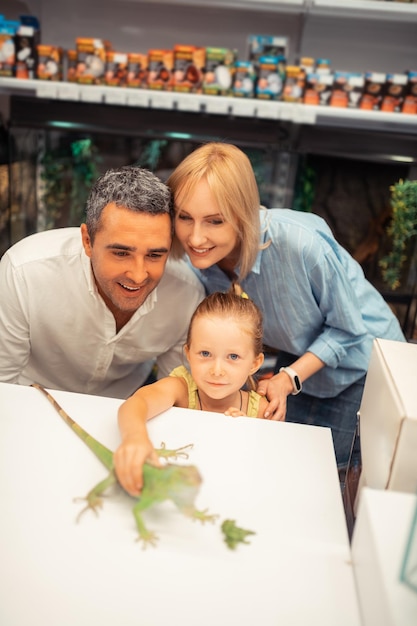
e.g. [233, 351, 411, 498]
[293, 375, 301, 392]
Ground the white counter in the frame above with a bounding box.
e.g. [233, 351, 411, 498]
[352, 487, 417, 626]
[0, 382, 360, 626]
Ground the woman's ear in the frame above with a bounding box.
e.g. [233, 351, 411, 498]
[250, 353, 264, 375]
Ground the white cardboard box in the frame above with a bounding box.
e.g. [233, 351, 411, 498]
[352, 487, 417, 626]
[359, 338, 417, 492]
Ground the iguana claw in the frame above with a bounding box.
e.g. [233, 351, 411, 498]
[156, 442, 194, 461]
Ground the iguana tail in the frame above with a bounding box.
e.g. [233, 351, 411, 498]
[31, 383, 114, 470]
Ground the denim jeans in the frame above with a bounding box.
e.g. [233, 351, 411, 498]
[274, 352, 364, 470]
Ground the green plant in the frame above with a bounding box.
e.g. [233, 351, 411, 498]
[379, 179, 417, 290]
[40, 138, 101, 229]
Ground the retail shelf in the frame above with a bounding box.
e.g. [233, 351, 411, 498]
[1, 77, 416, 135]
[122, 0, 305, 12]
[122, 0, 417, 20]
[310, 0, 417, 22]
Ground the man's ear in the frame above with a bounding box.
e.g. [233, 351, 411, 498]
[81, 224, 92, 258]
[250, 353, 265, 375]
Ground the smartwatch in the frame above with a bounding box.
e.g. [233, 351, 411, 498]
[279, 366, 302, 395]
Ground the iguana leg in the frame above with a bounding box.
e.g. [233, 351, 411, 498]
[182, 505, 219, 525]
[155, 442, 194, 461]
[132, 497, 159, 548]
[74, 472, 117, 522]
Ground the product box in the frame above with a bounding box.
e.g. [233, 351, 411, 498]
[105, 51, 128, 87]
[359, 71, 386, 110]
[66, 49, 77, 82]
[75, 37, 111, 85]
[147, 48, 174, 90]
[303, 72, 334, 106]
[36, 45, 63, 81]
[380, 72, 408, 113]
[202, 47, 236, 96]
[255, 54, 286, 100]
[247, 34, 288, 65]
[0, 16, 19, 77]
[359, 338, 417, 493]
[232, 60, 256, 98]
[402, 70, 417, 114]
[126, 52, 147, 88]
[329, 71, 364, 108]
[316, 58, 331, 74]
[172, 44, 205, 93]
[14, 15, 41, 79]
[282, 65, 306, 103]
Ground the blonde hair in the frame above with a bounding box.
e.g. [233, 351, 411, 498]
[186, 285, 263, 391]
[167, 142, 261, 280]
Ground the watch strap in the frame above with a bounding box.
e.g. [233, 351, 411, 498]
[279, 366, 302, 395]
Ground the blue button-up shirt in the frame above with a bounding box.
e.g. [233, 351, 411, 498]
[194, 208, 405, 398]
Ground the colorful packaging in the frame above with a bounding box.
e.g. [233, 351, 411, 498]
[329, 71, 364, 108]
[0, 17, 19, 77]
[247, 34, 288, 64]
[282, 65, 306, 103]
[75, 37, 111, 85]
[66, 49, 77, 82]
[36, 45, 63, 81]
[316, 58, 331, 74]
[127, 52, 148, 88]
[255, 55, 286, 100]
[173, 44, 205, 93]
[402, 71, 417, 114]
[202, 47, 236, 96]
[380, 73, 408, 113]
[303, 72, 334, 106]
[233, 60, 256, 98]
[105, 51, 128, 87]
[14, 15, 41, 79]
[359, 72, 386, 110]
[147, 49, 174, 90]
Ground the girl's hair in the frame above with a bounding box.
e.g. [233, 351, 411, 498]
[186, 284, 263, 391]
[167, 142, 261, 280]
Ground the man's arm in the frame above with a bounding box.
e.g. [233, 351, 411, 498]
[0, 253, 31, 382]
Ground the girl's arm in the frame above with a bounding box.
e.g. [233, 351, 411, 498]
[114, 376, 188, 496]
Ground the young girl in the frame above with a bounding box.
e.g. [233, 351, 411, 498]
[114, 287, 267, 496]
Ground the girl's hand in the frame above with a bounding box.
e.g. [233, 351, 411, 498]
[114, 435, 161, 497]
[256, 371, 294, 421]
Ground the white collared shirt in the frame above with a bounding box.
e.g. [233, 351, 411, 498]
[0, 228, 204, 398]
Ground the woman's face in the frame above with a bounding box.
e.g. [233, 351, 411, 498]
[174, 178, 239, 270]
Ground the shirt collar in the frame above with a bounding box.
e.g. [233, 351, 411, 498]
[251, 208, 269, 275]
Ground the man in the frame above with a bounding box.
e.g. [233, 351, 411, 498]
[0, 166, 204, 398]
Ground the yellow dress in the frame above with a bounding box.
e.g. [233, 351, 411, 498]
[169, 365, 261, 417]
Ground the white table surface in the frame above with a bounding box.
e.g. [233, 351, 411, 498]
[0, 382, 360, 626]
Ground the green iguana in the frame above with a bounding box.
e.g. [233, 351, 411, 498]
[32, 383, 255, 550]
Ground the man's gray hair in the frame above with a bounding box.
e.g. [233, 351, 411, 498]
[85, 165, 173, 241]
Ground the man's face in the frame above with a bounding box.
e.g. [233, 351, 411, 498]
[81, 203, 172, 321]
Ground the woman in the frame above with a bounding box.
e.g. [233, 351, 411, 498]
[167, 142, 405, 470]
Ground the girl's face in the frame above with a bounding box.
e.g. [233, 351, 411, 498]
[184, 314, 264, 403]
[174, 178, 239, 271]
